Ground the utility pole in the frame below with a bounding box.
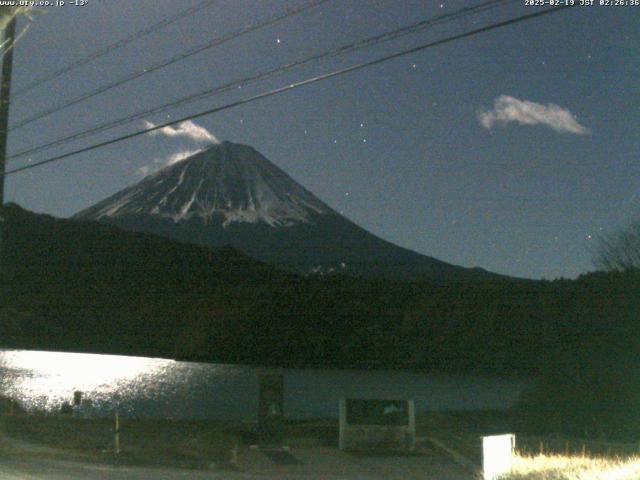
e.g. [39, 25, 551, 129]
[0, 14, 16, 202]
[0, 14, 16, 269]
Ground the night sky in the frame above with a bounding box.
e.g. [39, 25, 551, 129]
[5, 0, 639, 280]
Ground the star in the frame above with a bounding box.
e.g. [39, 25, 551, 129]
[362, 138, 367, 143]
[276, 38, 281, 44]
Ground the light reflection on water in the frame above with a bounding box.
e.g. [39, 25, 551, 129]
[0, 350, 174, 412]
[0, 350, 531, 421]
[0, 350, 258, 420]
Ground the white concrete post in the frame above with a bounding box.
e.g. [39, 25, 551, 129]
[482, 433, 515, 480]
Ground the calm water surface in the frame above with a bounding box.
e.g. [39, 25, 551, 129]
[0, 350, 530, 421]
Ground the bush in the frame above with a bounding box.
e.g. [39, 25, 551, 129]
[516, 351, 640, 442]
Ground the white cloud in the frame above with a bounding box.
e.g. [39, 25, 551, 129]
[143, 120, 220, 144]
[137, 119, 217, 177]
[164, 148, 204, 166]
[136, 148, 204, 177]
[478, 95, 589, 135]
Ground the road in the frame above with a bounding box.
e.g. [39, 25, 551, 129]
[0, 456, 238, 480]
[0, 447, 475, 480]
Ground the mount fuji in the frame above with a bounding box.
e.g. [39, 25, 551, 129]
[74, 141, 498, 282]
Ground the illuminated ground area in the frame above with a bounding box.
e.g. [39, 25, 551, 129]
[503, 454, 640, 480]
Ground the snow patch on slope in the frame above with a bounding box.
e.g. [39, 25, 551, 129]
[74, 142, 332, 228]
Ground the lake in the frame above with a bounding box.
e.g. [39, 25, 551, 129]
[0, 349, 531, 422]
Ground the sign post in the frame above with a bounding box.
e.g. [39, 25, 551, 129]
[482, 434, 515, 480]
[257, 372, 284, 446]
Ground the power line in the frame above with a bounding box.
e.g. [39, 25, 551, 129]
[13, 0, 219, 97]
[9, 0, 330, 131]
[9, 0, 516, 161]
[9, 0, 513, 160]
[3, 5, 574, 179]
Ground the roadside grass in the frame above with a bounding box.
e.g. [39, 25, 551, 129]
[280, 419, 338, 447]
[1, 414, 239, 468]
[415, 410, 514, 464]
[10, 406, 637, 479]
[412, 410, 640, 480]
[416, 410, 514, 437]
[500, 454, 640, 480]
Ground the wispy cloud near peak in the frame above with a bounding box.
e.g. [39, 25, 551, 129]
[136, 148, 203, 177]
[143, 120, 220, 144]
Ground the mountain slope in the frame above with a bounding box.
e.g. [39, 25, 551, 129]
[74, 141, 502, 282]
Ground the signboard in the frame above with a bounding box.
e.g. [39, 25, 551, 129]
[346, 399, 410, 426]
[339, 398, 415, 451]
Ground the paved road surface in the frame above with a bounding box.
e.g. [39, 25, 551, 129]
[0, 447, 475, 480]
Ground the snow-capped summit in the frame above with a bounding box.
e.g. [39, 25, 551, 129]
[76, 142, 331, 227]
[74, 141, 501, 282]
